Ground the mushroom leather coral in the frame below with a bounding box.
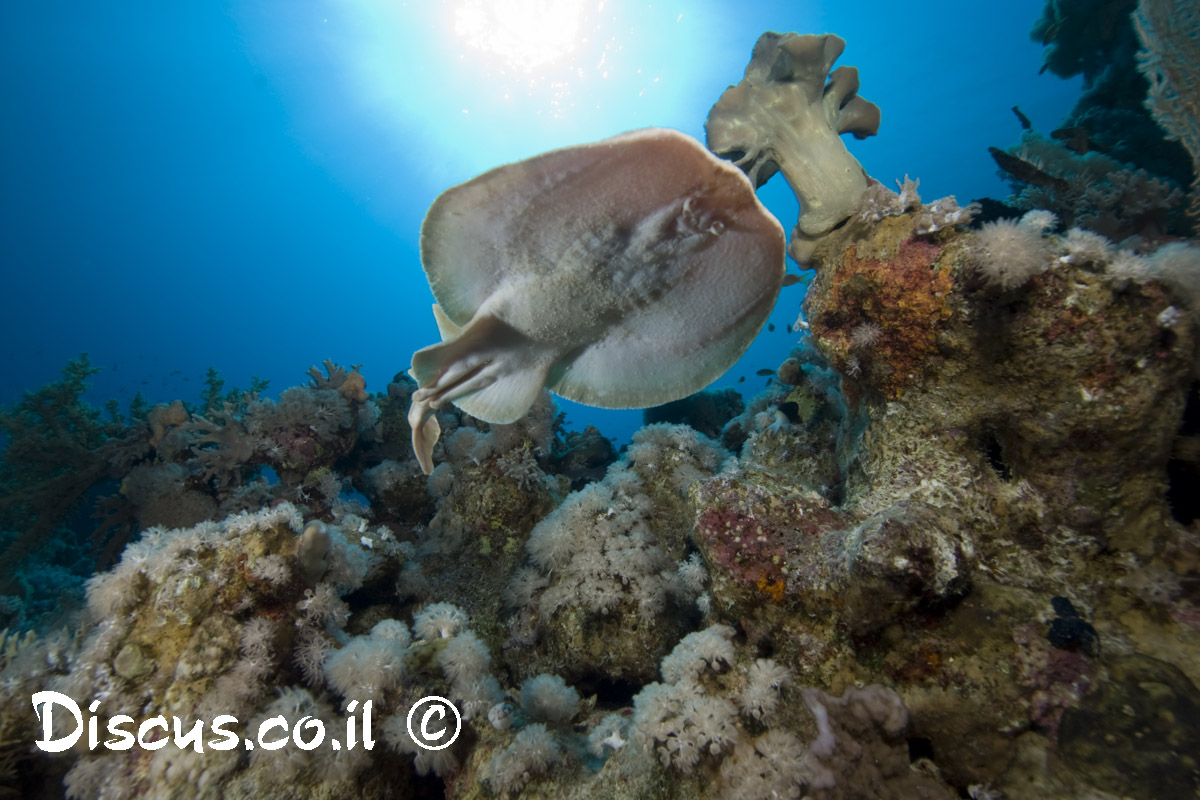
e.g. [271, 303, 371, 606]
[706, 32, 880, 264]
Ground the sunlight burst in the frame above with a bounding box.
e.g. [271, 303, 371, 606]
[452, 0, 588, 73]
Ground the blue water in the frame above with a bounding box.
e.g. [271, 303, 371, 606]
[0, 0, 1079, 445]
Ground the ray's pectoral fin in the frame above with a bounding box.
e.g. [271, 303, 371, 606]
[409, 411, 442, 477]
[408, 307, 556, 474]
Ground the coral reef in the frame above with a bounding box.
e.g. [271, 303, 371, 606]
[4, 20, 1200, 800]
[755, 185, 1200, 797]
[13, 504, 416, 798]
[0, 360, 389, 628]
[502, 424, 722, 687]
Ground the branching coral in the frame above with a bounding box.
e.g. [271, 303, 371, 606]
[307, 359, 368, 405]
[1134, 0, 1200, 216]
[186, 405, 257, 488]
[0, 355, 145, 600]
[0, 356, 397, 622]
[994, 131, 1185, 240]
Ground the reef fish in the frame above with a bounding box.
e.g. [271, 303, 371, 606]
[408, 127, 785, 473]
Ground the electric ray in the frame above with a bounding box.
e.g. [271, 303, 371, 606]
[408, 127, 785, 474]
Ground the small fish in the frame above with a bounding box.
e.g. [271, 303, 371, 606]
[1040, 16, 1065, 45]
[1051, 126, 1107, 156]
[786, 323, 793, 333]
[756, 368, 775, 376]
[737, 376, 745, 383]
[1011, 105, 1032, 131]
[768, 323, 776, 332]
[988, 147, 1069, 193]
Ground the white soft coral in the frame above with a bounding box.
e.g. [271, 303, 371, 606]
[739, 658, 792, 723]
[968, 211, 1055, 290]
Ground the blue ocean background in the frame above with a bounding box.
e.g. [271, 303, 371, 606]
[1, 0, 1079, 446]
